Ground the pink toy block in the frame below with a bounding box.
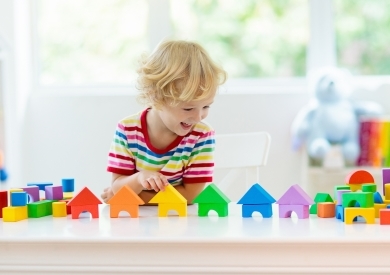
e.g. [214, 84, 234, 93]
[22, 186, 40, 202]
[45, 185, 63, 200]
[279, 204, 310, 219]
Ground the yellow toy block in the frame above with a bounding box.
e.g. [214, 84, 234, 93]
[2, 206, 28, 222]
[348, 184, 362, 192]
[63, 192, 73, 199]
[344, 207, 375, 224]
[52, 201, 67, 217]
[383, 199, 390, 206]
[386, 185, 390, 200]
[157, 203, 187, 217]
[374, 203, 387, 218]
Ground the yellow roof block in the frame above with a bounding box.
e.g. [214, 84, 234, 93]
[149, 185, 187, 204]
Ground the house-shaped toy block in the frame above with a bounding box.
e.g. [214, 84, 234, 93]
[67, 187, 102, 219]
[237, 183, 276, 218]
[0, 190, 8, 218]
[192, 183, 231, 217]
[107, 185, 145, 218]
[149, 185, 187, 217]
[310, 193, 333, 214]
[345, 170, 375, 192]
[276, 184, 314, 219]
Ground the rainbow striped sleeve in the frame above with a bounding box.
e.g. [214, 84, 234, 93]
[107, 115, 140, 175]
[182, 123, 215, 184]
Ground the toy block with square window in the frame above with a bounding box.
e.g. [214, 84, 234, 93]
[345, 169, 375, 192]
[2, 206, 28, 222]
[11, 192, 28, 207]
[67, 187, 102, 219]
[382, 168, 390, 196]
[192, 183, 231, 217]
[107, 185, 144, 218]
[28, 200, 56, 218]
[237, 183, 275, 218]
[310, 193, 333, 214]
[344, 207, 375, 224]
[276, 184, 314, 219]
[342, 192, 374, 208]
[52, 201, 67, 217]
[0, 190, 8, 218]
[45, 185, 63, 200]
[22, 186, 40, 202]
[149, 185, 187, 217]
[317, 202, 335, 218]
[379, 209, 390, 225]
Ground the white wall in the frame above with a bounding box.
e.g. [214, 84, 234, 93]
[20, 92, 309, 200]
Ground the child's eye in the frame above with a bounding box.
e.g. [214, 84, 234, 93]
[203, 106, 210, 109]
[183, 108, 193, 111]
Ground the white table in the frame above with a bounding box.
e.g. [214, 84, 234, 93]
[1, 203, 390, 275]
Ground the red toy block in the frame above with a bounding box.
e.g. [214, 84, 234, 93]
[0, 190, 8, 218]
[345, 170, 375, 184]
[67, 187, 102, 219]
[379, 209, 390, 225]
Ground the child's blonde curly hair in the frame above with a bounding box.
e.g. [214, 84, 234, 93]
[136, 40, 227, 108]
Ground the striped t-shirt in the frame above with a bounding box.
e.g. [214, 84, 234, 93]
[107, 109, 215, 185]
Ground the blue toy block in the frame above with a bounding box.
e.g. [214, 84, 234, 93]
[374, 192, 384, 204]
[11, 192, 28, 206]
[242, 204, 273, 218]
[62, 178, 75, 192]
[27, 182, 53, 191]
[0, 168, 8, 182]
[387, 205, 390, 209]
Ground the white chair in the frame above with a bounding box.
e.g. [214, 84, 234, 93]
[214, 132, 271, 193]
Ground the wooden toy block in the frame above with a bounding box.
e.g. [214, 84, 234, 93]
[63, 192, 73, 199]
[241, 204, 272, 218]
[374, 192, 384, 204]
[27, 182, 53, 191]
[385, 184, 390, 200]
[348, 184, 362, 192]
[334, 185, 350, 199]
[198, 203, 228, 217]
[45, 185, 63, 200]
[237, 183, 275, 218]
[149, 185, 187, 217]
[0, 190, 8, 218]
[342, 192, 374, 208]
[335, 189, 350, 206]
[9, 188, 23, 205]
[61, 178, 75, 192]
[67, 187, 102, 219]
[379, 209, 390, 225]
[108, 185, 144, 218]
[52, 201, 67, 217]
[279, 204, 309, 219]
[2, 206, 28, 222]
[310, 193, 333, 214]
[59, 199, 71, 214]
[345, 169, 375, 185]
[335, 205, 344, 220]
[374, 203, 386, 218]
[11, 192, 28, 206]
[28, 200, 56, 218]
[276, 184, 314, 205]
[22, 186, 40, 202]
[317, 202, 335, 218]
[362, 184, 377, 193]
[382, 168, 390, 195]
[192, 183, 230, 217]
[344, 207, 375, 224]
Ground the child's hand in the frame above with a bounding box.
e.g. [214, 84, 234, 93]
[138, 171, 169, 192]
[101, 187, 114, 203]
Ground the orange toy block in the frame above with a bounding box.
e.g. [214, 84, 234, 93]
[317, 202, 335, 218]
[67, 187, 102, 219]
[380, 209, 390, 225]
[107, 185, 144, 218]
[345, 170, 375, 184]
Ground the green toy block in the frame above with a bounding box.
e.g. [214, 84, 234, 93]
[342, 192, 374, 208]
[197, 203, 229, 217]
[362, 184, 377, 193]
[310, 193, 334, 214]
[28, 200, 57, 218]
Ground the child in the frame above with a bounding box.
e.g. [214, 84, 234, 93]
[101, 39, 227, 204]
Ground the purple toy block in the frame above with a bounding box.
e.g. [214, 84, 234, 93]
[22, 186, 40, 202]
[279, 204, 309, 219]
[276, 184, 314, 205]
[383, 168, 390, 195]
[45, 185, 63, 200]
[336, 189, 351, 206]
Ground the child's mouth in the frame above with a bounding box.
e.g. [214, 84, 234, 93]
[181, 122, 192, 129]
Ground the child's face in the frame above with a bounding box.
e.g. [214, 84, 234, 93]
[157, 94, 215, 136]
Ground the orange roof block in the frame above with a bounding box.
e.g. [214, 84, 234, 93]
[345, 170, 375, 185]
[108, 185, 144, 205]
